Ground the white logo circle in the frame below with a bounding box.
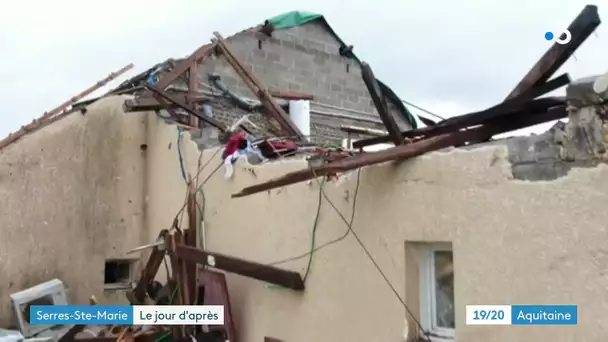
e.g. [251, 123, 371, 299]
[548, 30, 572, 45]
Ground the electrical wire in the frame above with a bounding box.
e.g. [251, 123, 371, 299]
[171, 154, 223, 226]
[176, 128, 188, 182]
[170, 125, 431, 339]
[402, 99, 445, 121]
[267, 168, 362, 267]
[301, 177, 326, 281]
[267, 167, 431, 341]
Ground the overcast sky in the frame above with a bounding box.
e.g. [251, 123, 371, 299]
[1, 0, 606, 138]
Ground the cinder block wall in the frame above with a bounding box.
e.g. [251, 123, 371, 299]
[195, 20, 411, 145]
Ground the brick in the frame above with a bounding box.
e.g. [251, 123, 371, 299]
[297, 68, 314, 78]
[302, 38, 326, 53]
[251, 49, 266, 60]
[266, 51, 281, 63]
[313, 52, 330, 66]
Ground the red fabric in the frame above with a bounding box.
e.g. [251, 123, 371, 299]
[223, 133, 246, 159]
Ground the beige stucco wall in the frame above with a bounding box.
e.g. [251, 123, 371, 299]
[3, 95, 608, 341]
[145, 109, 608, 342]
[0, 96, 148, 327]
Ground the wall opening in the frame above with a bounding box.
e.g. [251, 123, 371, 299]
[405, 242, 455, 341]
[104, 259, 136, 290]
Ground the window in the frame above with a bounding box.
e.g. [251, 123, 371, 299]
[104, 259, 136, 290]
[419, 243, 455, 339]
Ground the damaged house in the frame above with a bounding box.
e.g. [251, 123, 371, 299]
[2, 6, 608, 342]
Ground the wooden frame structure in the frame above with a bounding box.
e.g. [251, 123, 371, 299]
[231, 4, 601, 198]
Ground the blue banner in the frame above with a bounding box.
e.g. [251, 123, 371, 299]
[511, 305, 577, 325]
[30, 306, 133, 325]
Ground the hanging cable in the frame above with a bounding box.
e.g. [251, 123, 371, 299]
[401, 99, 445, 121]
[176, 127, 188, 183]
[301, 177, 326, 282]
[267, 166, 431, 341]
[268, 168, 362, 266]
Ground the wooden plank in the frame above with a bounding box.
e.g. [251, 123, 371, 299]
[42, 63, 134, 120]
[232, 106, 568, 198]
[185, 183, 199, 307]
[361, 62, 403, 145]
[0, 64, 134, 151]
[213, 32, 303, 138]
[155, 44, 214, 90]
[129, 230, 168, 304]
[124, 94, 211, 112]
[352, 73, 569, 149]
[269, 90, 314, 100]
[188, 65, 199, 127]
[505, 5, 600, 100]
[353, 96, 565, 149]
[198, 270, 238, 342]
[176, 244, 305, 290]
[146, 84, 227, 132]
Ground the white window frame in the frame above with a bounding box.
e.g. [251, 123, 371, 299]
[341, 138, 393, 152]
[419, 243, 455, 340]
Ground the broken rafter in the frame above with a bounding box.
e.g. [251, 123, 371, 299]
[361, 62, 403, 145]
[184, 182, 199, 306]
[127, 230, 168, 305]
[146, 84, 227, 132]
[213, 31, 304, 139]
[353, 72, 570, 149]
[0, 63, 134, 151]
[233, 105, 568, 197]
[505, 5, 600, 100]
[44, 63, 134, 121]
[174, 243, 305, 290]
[353, 95, 566, 149]
[353, 4, 598, 149]
[506, 73, 571, 104]
[155, 44, 215, 90]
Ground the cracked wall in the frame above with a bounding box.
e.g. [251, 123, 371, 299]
[142, 74, 608, 342]
[498, 75, 608, 181]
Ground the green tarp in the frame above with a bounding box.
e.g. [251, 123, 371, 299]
[267, 11, 323, 30]
[266, 11, 418, 128]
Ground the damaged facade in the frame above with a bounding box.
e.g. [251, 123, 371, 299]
[2, 6, 608, 342]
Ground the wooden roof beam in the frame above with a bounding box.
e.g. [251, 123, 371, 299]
[352, 74, 570, 149]
[361, 62, 403, 145]
[232, 105, 568, 198]
[505, 5, 600, 100]
[213, 31, 304, 139]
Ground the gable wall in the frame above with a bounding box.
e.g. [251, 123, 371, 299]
[195, 20, 411, 145]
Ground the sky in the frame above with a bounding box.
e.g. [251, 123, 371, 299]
[1, 0, 607, 139]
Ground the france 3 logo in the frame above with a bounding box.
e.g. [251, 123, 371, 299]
[544, 30, 572, 45]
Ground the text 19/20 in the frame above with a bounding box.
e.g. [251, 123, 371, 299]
[472, 310, 505, 320]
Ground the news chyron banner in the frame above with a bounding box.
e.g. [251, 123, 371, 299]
[466, 305, 578, 326]
[30, 305, 224, 325]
